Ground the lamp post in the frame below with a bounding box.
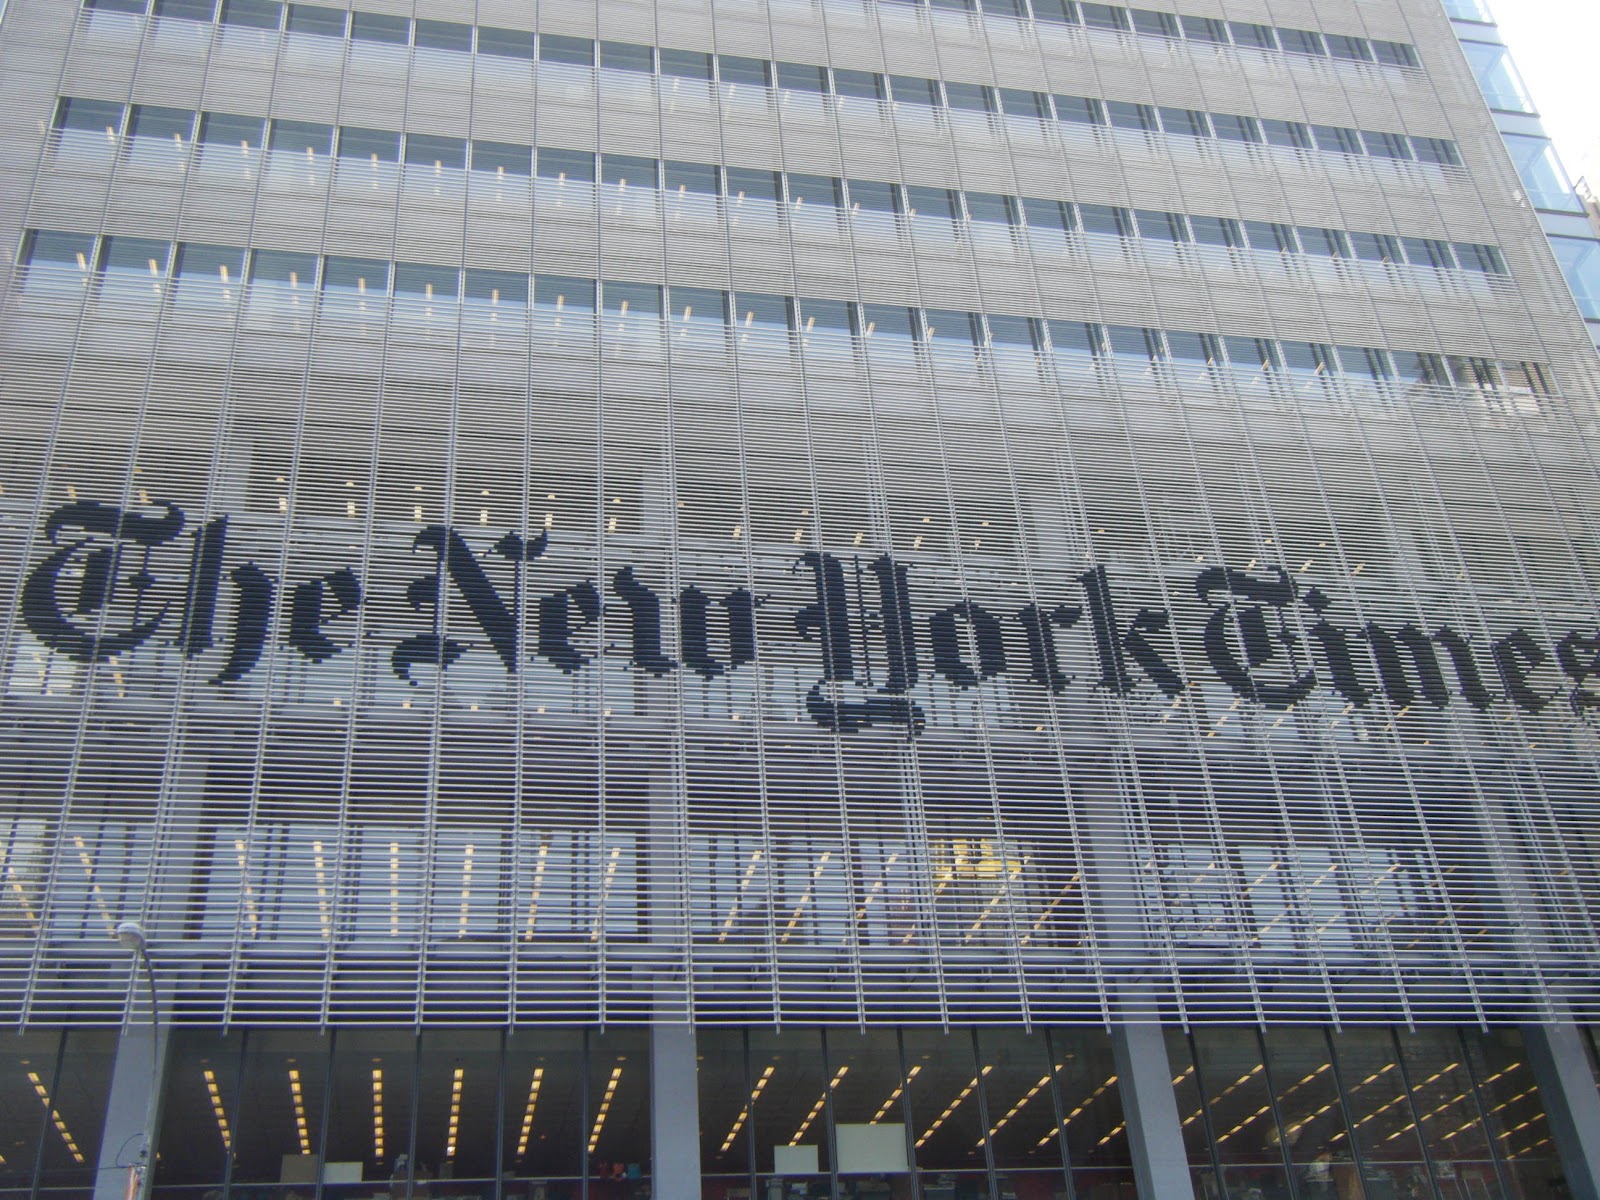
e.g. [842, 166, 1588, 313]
[115, 921, 161, 1200]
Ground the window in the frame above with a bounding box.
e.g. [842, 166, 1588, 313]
[860, 302, 916, 346]
[1401, 237, 1456, 270]
[1243, 220, 1295, 252]
[965, 191, 1016, 225]
[603, 280, 662, 321]
[1461, 40, 1534, 112]
[1047, 320, 1100, 357]
[84, 0, 147, 13]
[1054, 94, 1105, 125]
[99, 235, 171, 296]
[464, 269, 528, 305]
[248, 248, 317, 289]
[1227, 21, 1275, 49]
[393, 262, 459, 300]
[1350, 231, 1399, 262]
[55, 98, 124, 135]
[173, 242, 245, 299]
[943, 81, 995, 112]
[987, 313, 1039, 350]
[1106, 324, 1158, 364]
[1079, 203, 1130, 237]
[658, 48, 713, 80]
[1134, 209, 1186, 242]
[1130, 9, 1177, 38]
[201, 108, 274, 162]
[999, 88, 1049, 119]
[285, 4, 344, 36]
[788, 173, 842, 209]
[218, 0, 281, 29]
[1277, 27, 1325, 55]
[1079, 2, 1129, 30]
[337, 126, 400, 162]
[833, 68, 884, 100]
[1105, 100, 1156, 131]
[1167, 330, 1217, 366]
[1325, 34, 1373, 62]
[1310, 124, 1363, 155]
[470, 140, 531, 175]
[1179, 14, 1226, 43]
[19, 229, 96, 289]
[1190, 215, 1242, 248]
[268, 118, 332, 155]
[1372, 40, 1418, 67]
[534, 274, 596, 313]
[1362, 130, 1413, 160]
[476, 26, 534, 59]
[1211, 113, 1262, 143]
[731, 292, 791, 331]
[665, 161, 719, 196]
[1298, 227, 1349, 258]
[153, 0, 216, 18]
[1260, 118, 1310, 149]
[1280, 340, 1332, 374]
[1030, 0, 1078, 24]
[1455, 242, 1507, 274]
[1410, 136, 1460, 166]
[796, 297, 853, 339]
[128, 105, 193, 142]
[725, 167, 781, 203]
[889, 75, 940, 106]
[1021, 196, 1071, 233]
[776, 62, 828, 93]
[922, 308, 981, 349]
[600, 153, 657, 187]
[1336, 346, 1392, 380]
[413, 18, 471, 51]
[321, 256, 389, 295]
[601, 41, 654, 71]
[1223, 336, 1276, 371]
[539, 34, 594, 65]
[904, 185, 958, 221]
[1157, 106, 1210, 138]
[667, 285, 727, 329]
[847, 179, 900, 216]
[718, 54, 770, 87]
[404, 134, 466, 170]
[536, 147, 595, 182]
[349, 10, 408, 44]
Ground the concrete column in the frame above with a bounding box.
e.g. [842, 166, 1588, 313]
[92, 1023, 170, 1200]
[1110, 1023, 1191, 1200]
[651, 1023, 701, 1200]
[1521, 1023, 1600, 1200]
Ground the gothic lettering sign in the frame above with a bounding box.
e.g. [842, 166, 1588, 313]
[19, 500, 1600, 731]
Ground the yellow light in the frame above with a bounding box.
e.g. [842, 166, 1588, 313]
[790, 1066, 849, 1145]
[288, 1066, 312, 1155]
[445, 1067, 465, 1159]
[372, 1068, 385, 1160]
[915, 1067, 989, 1149]
[205, 1068, 232, 1151]
[524, 842, 550, 941]
[588, 1064, 624, 1153]
[28, 1072, 84, 1163]
[871, 1064, 921, 1124]
[719, 1065, 776, 1153]
[516, 1068, 546, 1158]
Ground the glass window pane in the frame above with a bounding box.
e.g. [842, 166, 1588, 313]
[1048, 319, 1100, 357]
[322, 255, 389, 293]
[1158, 106, 1210, 138]
[129, 104, 193, 141]
[601, 41, 654, 71]
[1279, 27, 1326, 55]
[285, 4, 344, 35]
[777, 61, 828, 92]
[464, 268, 529, 304]
[471, 139, 531, 175]
[1080, 203, 1129, 236]
[534, 274, 596, 312]
[600, 152, 657, 187]
[410, 1031, 500, 1187]
[56, 97, 124, 134]
[1080, 2, 1129, 30]
[1022, 196, 1070, 233]
[824, 1031, 913, 1192]
[1054, 94, 1105, 125]
[726, 167, 780, 202]
[0, 1031, 61, 1190]
[34, 1031, 116, 1193]
[1504, 134, 1581, 210]
[1462, 40, 1534, 112]
[413, 18, 471, 50]
[537, 147, 596, 182]
[477, 25, 534, 59]
[1134, 209, 1185, 241]
[1311, 124, 1363, 154]
[22, 228, 97, 273]
[1180, 14, 1227, 42]
[539, 33, 594, 65]
[349, 11, 408, 43]
[965, 191, 1015, 224]
[249, 248, 317, 287]
[718, 53, 770, 86]
[320, 1030, 412, 1195]
[833, 68, 884, 99]
[789, 173, 842, 209]
[903, 1030, 984, 1179]
[1550, 235, 1600, 320]
[987, 313, 1039, 348]
[100, 234, 170, 277]
[889, 75, 939, 106]
[587, 1031, 650, 1191]
[1191, 215, 1242, 247]
[1106, 100, 1156, 131]
[1190, 1028, 1291, 1196]
[154, 1031, 244, 1190]
[665, 160, 719, 195]
[659, 48, 713, 79]
[269, 119, 332, 155]
[502, 1031, 584, 1181]
[393, 261, 459, 298]
[174, 241, 246, 294]
[1464, 1029, 1567, 1196]
[848, 179, 899, 215]
[1228, 20, 1276, 49]
[200, 111, 264, 147]
[219, 0, 282, 29]
[1031, 0, 1078, 23]
[1131, 9, 1178, 37]
[603, 279, 661, 316]
[229, 1031, 330, 1194]
[944, 81, 994, 112]
[1373, 40, 1419, 67]
[153, 0, 216, 18]
[338, 126, 400, 161]
[1261, 1029, 1359, 1191]
[1261, 118, 1310, 149]
[1329, 1030, 1429, 1195]
[732, 291, 791, 330]
[405, 133, 466, 169]
[1327, 33, 1374, 61]
[667, 284, 726, 326]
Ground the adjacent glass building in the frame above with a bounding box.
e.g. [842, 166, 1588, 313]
[2, 0, 1600, 1197]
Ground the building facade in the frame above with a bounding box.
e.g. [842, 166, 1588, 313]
[2, 0, 1600, 1197]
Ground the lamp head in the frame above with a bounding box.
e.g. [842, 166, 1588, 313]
[115, 921, 146, 952]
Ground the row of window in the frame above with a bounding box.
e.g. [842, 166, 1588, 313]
[85, 0, 1422, 69]
[880, 0, 1421, 67]
[18, 227, 1551, 394]
[54, 98, 1505, 277]
[78, 0, 1463, 168]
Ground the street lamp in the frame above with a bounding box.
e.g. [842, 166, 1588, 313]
[115, 920, 161, 1200]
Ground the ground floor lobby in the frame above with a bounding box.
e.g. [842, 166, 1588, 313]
[3, 1022, 1599, 1200]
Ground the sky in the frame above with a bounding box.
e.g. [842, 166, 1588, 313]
[1488, 0, 1600, 187]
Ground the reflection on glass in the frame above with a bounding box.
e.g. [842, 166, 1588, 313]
[154, 1031, 244, 1197]
[904, 1030, 986, 1193]
[1550, 236, 1600, 321]
[323, 1030, 414, 1195]
[502, 1030, 584, 1186]
[1463, 1029, 1567, 1199]
[1503, 134, 1582, 212]
[827, 1031, 913, 1200]
[1260, 1029, 1360, 1200]
[231, 1031, 331, 1197]
[588, 1030, 649, 1197]
[749, 1029, 831, 1193]
[1461, 41, 1534, 112]
[1328, 1030, 1429, 1199]
[978, 1029, 1065, 1198]
[1055, 1029, 1133, 1199]
[0, 1031, 63, 1194]
[1190, 1028, 1291, 1198]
